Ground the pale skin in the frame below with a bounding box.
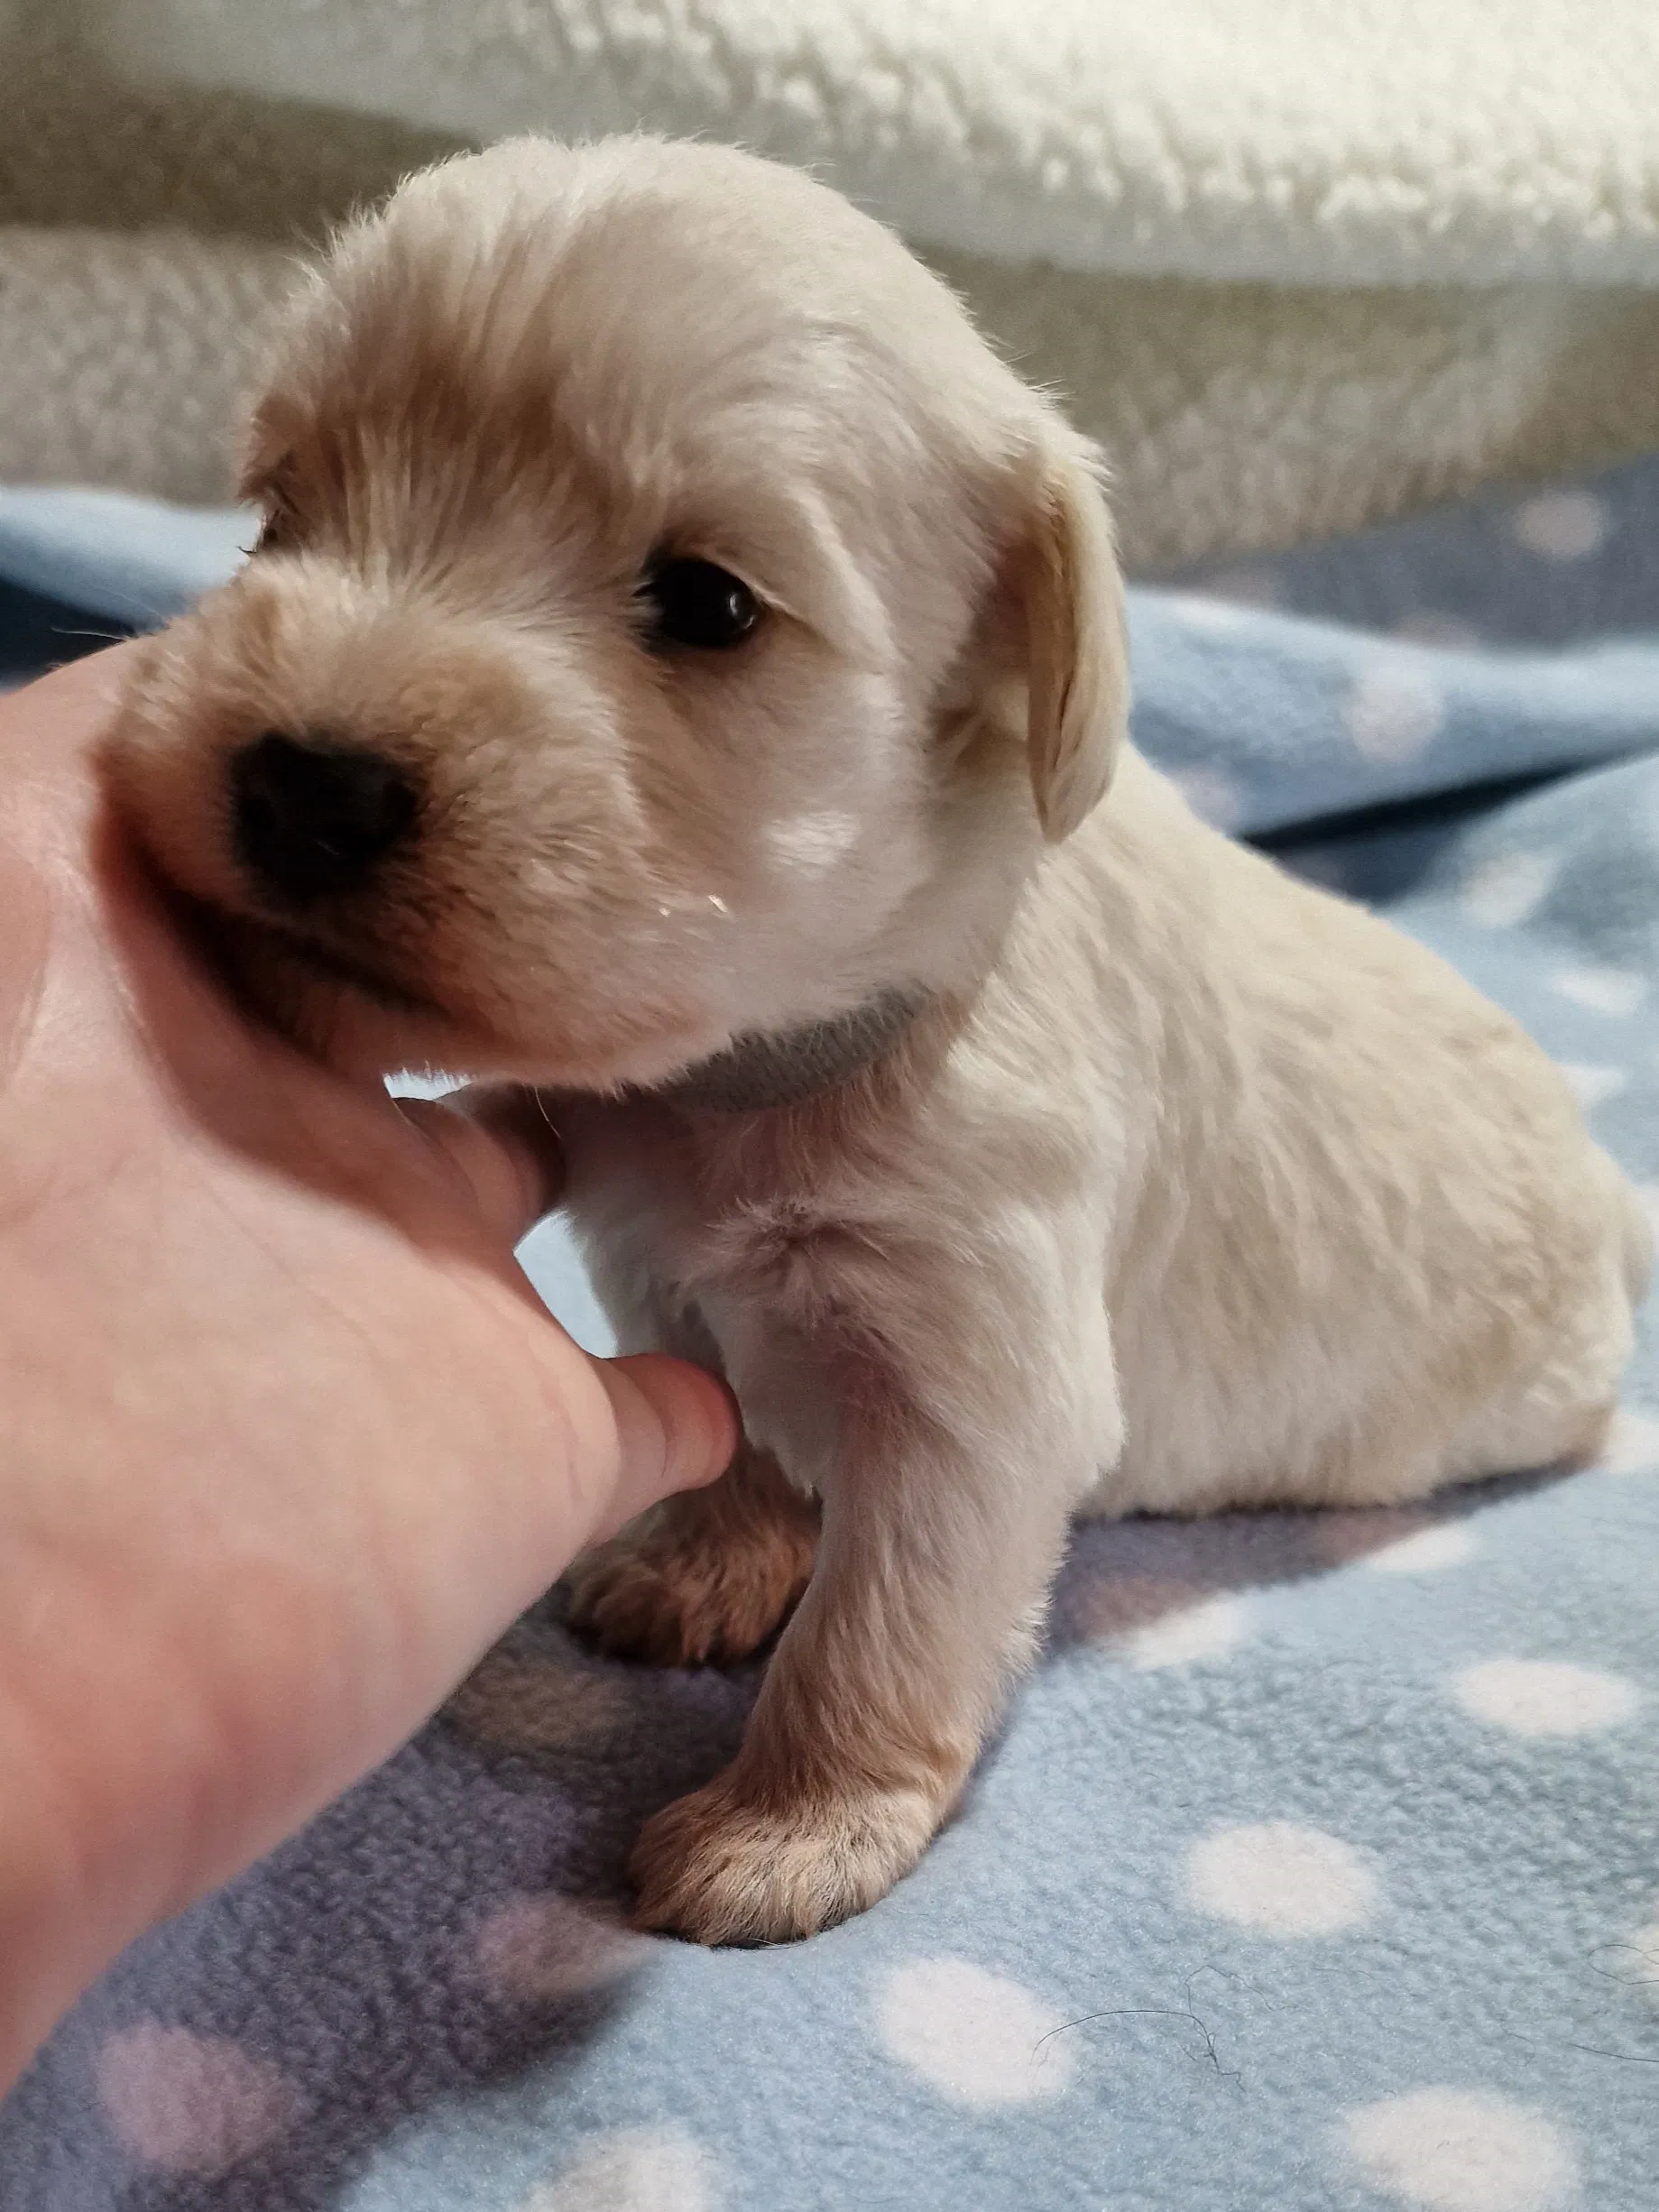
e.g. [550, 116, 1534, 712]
[0, 649, 736, 2093]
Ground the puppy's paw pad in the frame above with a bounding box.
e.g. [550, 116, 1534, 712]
[566, 1524, 813, 1667]
[629, 1772, 939, 1944]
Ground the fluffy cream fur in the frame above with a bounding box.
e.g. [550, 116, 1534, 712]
[104, 137, 1649, 1945]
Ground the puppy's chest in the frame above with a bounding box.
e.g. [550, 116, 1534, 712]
[562, 1102, 875, 1320]
[562, 1111, 877, 1492]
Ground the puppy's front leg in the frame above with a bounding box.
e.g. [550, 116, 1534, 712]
[631, 1285, 1114, 1943]
[567, 1442, 817, 1664]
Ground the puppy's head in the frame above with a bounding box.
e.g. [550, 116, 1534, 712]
[106, 137, 1129, 1085]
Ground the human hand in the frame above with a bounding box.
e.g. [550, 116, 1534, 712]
[0, 649, 735, 2088]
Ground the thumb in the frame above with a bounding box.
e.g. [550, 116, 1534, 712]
[401, 1083, 739, 1524]
[589, 1352, 739, 1540]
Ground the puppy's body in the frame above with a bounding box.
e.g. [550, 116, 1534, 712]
[104, 135, 1647, 1946]
[558, 747, 1641, 1939]
[568, 749, 1636, 1530]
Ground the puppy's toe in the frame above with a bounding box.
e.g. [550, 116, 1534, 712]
[565, 1520, 813, 1666]
[629, 1769, 941, 1944]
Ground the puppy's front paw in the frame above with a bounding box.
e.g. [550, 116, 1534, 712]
[566, 1512, 814, 1666]
[630, 1768, 943, 1943]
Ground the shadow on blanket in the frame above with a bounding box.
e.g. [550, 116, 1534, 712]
[6, 1472, 1574, 2212]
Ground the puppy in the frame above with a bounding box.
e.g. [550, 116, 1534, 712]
[106, 136, 1650, 1945]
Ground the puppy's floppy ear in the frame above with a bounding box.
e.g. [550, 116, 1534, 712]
[1016, 437, 1130, 842]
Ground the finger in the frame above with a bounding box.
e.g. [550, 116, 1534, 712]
[589, 1353, 739, 1538]
[395, 1087, 565, 1246]
[0, 638, 145, 764]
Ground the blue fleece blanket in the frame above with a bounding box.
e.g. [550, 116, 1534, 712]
[0, 463, 1654, 2212]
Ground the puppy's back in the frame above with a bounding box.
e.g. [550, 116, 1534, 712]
[1027, 752, 1641, 1515]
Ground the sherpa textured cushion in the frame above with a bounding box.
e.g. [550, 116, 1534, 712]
[77, 0, 1659, 285]
[9, 6, 1659, 561]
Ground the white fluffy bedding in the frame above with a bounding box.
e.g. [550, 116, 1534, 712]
[6, 1, 1659, 561]
[80, 0, 1659, 285]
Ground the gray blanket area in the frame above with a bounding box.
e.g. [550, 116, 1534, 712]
[0, 462, 1654, 2211]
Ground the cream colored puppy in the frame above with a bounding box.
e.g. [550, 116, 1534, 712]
[106, 136, 1649, 1946]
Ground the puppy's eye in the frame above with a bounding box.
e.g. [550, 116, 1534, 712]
[253, 505, 295, 556]
[640, 558, 760, 651]
[248, 469, 302, 556]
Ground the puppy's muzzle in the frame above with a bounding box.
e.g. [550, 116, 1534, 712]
[229, 731, 419, 906]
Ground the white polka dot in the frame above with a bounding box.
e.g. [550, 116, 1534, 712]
[1341, 2087, 1580, 2211]
[1120, 1592, 1249, 1670]
[1558, 1061, 1627, 1110]
[1459, 850, 1558, 929]
[95, 2026, 303, 2179]
[1595, 1405, 1659, 1476]
[1512, 489, 1608, 561]
[873, 1958, 1075, 2106]
[521, 2125, 715, 2212]
[1365, 1523, 1479, 1574]
[1453, 1658, 1639, 1737]
[1184, 1821, 1378, 1935]
[1394, 613, 1481, 650]
[1550, 963, 1645, 1017]
[1167, 764, 1246, 831]
[1343, 659, 1446, 763]
[472, 1893, 648, 2001]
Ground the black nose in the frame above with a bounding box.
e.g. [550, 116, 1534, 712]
[229, 733, 419, 904]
